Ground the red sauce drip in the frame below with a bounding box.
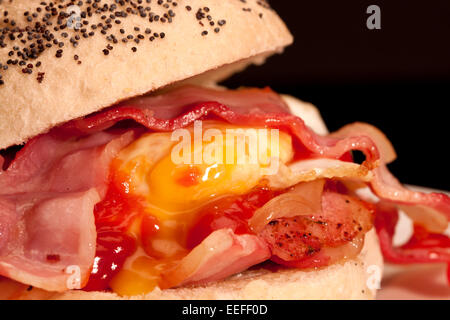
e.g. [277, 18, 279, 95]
[403, 225, 450, 250]
[186, 187, 280, 249]
[175, 166, 201, 187]
[140, 214, 165, 259]
[83, 231, 136, 291]
[84, 171, 146, 291]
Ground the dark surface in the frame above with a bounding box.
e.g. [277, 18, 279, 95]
[223, 1, 449, 191]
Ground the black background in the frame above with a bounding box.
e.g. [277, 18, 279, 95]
[223, 1, 449, 191]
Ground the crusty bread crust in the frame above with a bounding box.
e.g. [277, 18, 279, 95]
[46, 229, 383, 300]
[0, 0, 292, 149]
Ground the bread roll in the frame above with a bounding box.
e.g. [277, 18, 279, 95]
[0, 0, 292, 149]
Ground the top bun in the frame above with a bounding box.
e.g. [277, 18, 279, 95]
[0, 0, 292, 149]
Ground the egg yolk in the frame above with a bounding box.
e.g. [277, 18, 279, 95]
[109, 122, 294, 295]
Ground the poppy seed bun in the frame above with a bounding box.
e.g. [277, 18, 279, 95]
[0, 0, 292, 149]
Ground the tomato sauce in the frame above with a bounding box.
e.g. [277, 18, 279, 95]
[84, 170, 148, 292]
[186, 187, 280, 249]
[175, 166, 201, 187]
[83, 163, 279, 291]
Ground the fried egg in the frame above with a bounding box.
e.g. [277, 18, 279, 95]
[109, 122, 294, 295]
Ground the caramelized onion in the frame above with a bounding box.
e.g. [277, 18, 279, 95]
[249, 179, 325, 233]
[321, 235, 365, 264]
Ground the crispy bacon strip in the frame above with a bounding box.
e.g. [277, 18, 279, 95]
[60, 86, 450, 219]
[330, 122, 397, 164]
[57, 86, 380, 165]
[371, 165, 450, 221]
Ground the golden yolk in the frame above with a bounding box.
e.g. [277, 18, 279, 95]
[116, 122, 293, 216]
[147, 156, 254, 214]
[109, 122, 294, 295]
[147, 125, 293, 215]
[109, 248, 183, 296]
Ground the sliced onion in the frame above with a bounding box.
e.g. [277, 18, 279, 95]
[159, 229, 270, 289]
[330, 122, 397, 164]
[322, 234, 365, 264]
[249, 179, 325, 233]
[371, 165, 450, 228]
[266, 159, 373, 190]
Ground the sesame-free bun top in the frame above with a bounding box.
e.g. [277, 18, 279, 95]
[0, 0, 293, 149]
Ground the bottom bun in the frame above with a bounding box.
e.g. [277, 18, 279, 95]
[47, 229, 382, 300]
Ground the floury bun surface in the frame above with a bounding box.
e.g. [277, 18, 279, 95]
[0, 0, 292, 149]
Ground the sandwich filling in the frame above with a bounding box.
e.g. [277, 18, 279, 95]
[0, 86, 449, 297]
